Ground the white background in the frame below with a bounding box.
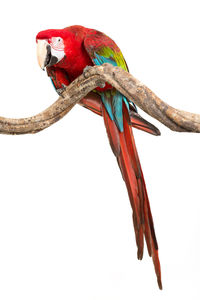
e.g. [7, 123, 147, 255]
[0, 0, 200, 299]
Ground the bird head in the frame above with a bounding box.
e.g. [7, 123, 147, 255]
[36, 29, 66, 70]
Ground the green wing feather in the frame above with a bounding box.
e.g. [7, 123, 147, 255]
[84, 30, 131, 131]
[84, 30, 128, 71]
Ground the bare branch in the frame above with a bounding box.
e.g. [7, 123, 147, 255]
[0, 63, 199, 135]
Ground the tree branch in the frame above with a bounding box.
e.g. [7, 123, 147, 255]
[0, 63, 199, 135]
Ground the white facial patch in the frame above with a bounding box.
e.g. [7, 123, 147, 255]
[50, 47, 65, 63]
[49, 37, 65, 63]
[51, 37, 65, 51]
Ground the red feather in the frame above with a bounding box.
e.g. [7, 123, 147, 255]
[102, 101, 162, 289]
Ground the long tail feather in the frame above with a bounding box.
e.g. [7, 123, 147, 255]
[101, 101, 162, 289]
[79, 92, 102, 116]
[79, 93, 160, 136]
[129, 111, 161, 136]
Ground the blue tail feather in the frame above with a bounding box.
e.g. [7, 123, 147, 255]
[100, 91, 131, 132]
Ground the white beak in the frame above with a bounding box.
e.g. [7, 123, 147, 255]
[37, 40, 49, 70]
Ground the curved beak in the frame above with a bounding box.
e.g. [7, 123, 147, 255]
[37, 40, 58, 70]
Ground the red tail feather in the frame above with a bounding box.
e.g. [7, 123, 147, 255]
[101, 101, 162, 289]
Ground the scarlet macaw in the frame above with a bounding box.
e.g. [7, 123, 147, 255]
[36, 25, 162, 289]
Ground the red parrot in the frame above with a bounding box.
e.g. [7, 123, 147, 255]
[36, 25, 162, 289]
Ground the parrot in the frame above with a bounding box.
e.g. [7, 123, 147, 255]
[36, 25, 162, 289]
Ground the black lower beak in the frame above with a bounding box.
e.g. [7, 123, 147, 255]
[44, 45, 58, 68]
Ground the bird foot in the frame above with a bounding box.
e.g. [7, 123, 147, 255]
[56, 84, 67, 98]
[83, 65, 93, 78]
[83, 66, 105, 88]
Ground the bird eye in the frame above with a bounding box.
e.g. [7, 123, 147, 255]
[51, 37, 64, 51]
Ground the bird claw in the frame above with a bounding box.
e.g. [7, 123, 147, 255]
[83, 65, 93, 78]
[83, 66, 105, 88]
[56, 84, 67, 98]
